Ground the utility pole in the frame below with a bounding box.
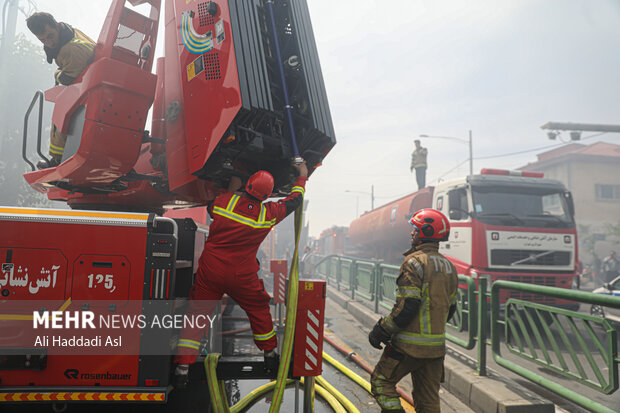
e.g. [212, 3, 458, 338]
[468, 130, 473, 176]
[371, 185, 374, 210]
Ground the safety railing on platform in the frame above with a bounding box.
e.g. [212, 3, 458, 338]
[305, 253, 620, 413]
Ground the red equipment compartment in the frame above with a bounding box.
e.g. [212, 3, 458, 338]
[163, 0, 242, 193]
[0, 207, 151, 387]
[292, 280, 326, 377]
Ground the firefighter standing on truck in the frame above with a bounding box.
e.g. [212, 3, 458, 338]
[410, 139, 428, 190]
[26, 12, 95, 169]
[173, 161, 308, 388]
[368, 208, 457, 413]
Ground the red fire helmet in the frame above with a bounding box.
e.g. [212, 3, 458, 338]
[408, 208, 450, 241]
[246, 171, 274, 201]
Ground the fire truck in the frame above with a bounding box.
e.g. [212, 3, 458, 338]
[346, 169, 579, 308]
[1, 0, 334, 408]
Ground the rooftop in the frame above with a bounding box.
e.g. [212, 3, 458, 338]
[521, 141, 620, 169]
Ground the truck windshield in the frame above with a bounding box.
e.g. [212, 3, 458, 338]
[472, 187, 573, 228]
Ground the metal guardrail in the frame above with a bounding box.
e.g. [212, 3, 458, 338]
[491, 281, 620, 413]
[305, 253, 620, 413]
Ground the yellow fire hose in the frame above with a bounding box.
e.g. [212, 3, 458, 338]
[205, 352, 353, 412]
[268, 204, 303, 412]
[322, 352, 371, 393]
[315, 375, 361, 413]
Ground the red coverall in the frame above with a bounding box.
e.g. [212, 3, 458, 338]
[174, 176, 307, 365]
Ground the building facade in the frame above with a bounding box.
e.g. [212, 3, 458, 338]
[520, 142, 620, 265]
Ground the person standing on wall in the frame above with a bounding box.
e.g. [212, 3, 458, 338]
[368, 208, 457, 413]
[410, 139, 428, 190]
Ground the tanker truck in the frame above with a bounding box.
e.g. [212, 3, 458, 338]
[347, 168, 579, 308]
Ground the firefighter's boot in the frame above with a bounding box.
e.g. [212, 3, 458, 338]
[172, 364, 189, 389]
[264, 349, 279, 375]
[37, 157, 60, 170]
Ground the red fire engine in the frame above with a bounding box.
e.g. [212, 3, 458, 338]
[346, 169, 579, 308]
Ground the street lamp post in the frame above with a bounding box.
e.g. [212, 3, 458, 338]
[419, 130, 473, 176]
[345, 185, 375, 216]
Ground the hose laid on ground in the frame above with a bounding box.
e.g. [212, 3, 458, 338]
[322, 352, 371, 393]
[322, 351, 417, 413]
[323, 329, 415, 407]
[205, 353, 351, 413]
[316, 375, 361, 413]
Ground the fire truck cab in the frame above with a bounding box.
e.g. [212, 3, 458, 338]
[433, 168, 578, 308]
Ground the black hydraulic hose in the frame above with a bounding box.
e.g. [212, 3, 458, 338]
[265, 0, 300, 159]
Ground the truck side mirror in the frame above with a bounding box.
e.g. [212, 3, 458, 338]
[604, 282, 611, 291]
[564, 192, 575, 219]
[448, 188, 470, 220]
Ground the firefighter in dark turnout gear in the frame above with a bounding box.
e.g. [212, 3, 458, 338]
[173, 162, 308, 388]
[369, 209, 457, 413]
[26, 12, 95, 169]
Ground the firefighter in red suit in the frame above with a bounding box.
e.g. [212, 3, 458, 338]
[173, 161, 308, 387]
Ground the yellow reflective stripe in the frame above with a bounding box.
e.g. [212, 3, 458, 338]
[0, 207, 149, 221]
[393, 331, 445, 346]
[213, 207, 275, 229]
[254, 329, 276, 341]
[382, 315, 398, 334]
[0, 392, 166, 402]
[226, 194, 239, 211]
[259, 204, 266, 223]
[214, 194, 276, 229]
[396, 286, 421, 299]
[291, 186, 305, 195]
[178, 339, 201, 350]
[376, 396, 402, 409]
[49, 147, 64, 155]
[71, 38, 94, 50]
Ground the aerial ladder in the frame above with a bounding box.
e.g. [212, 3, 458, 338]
[3, 0, 339, 410]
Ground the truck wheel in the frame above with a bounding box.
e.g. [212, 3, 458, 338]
[51, 403, 68, 413]
[590, 305, 605, 318]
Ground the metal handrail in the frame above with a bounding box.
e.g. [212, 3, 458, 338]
[22, 90, 47, 171]
[307, 253, 620, 411]
[491, 280, 620, 412]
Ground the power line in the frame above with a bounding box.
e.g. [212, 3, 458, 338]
[432, 158, 469, 183]
[473, 132, 609, 161]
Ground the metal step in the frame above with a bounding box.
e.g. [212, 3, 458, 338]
[216, 355, 276, 380]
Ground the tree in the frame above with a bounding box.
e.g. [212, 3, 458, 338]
[0, 34, 55, 207]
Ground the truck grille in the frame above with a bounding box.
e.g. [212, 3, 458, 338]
[490, 250, 570, 266]
[495, 275, 571, 304]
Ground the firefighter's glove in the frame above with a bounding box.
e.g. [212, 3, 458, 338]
[368, 319, 391, 350]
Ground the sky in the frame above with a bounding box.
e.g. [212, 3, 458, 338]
[11, 0, 620, 236]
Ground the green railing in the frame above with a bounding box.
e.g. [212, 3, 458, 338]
[491, 281, 620, 413]
[305, 253, 620, 412]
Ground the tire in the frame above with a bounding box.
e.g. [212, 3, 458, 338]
[590, 304, 605, 318]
